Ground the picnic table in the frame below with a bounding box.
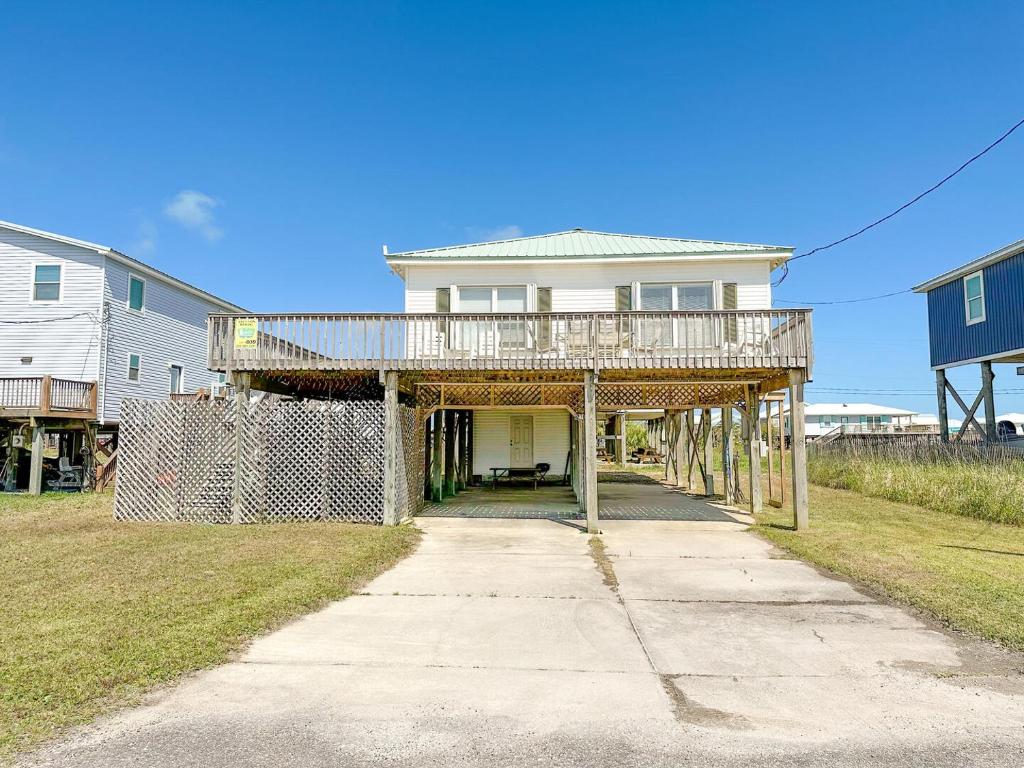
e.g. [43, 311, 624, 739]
[488, 465, 548, 490]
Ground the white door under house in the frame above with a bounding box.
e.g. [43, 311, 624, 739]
[509, 415, 534, 466]
[473, 411, 571, 479]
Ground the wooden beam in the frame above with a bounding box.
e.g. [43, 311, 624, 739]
[443, 410, 457, 497]
[982, 361, 997, 442]
[382, 371, 400, 526]
[746, 385, 763, 515]
[431, 411, 443, 502]
[702, 408, 714, 496]
[584, 371, 599, 533]
[936, 369, 950, 443]
[28, 423, 45, 496]
[721, 407, 734, 505]
[945, 379, 986, 442]
[788, 370, 809, 530]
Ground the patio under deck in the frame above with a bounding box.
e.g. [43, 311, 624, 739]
[420, 473, 743, 523]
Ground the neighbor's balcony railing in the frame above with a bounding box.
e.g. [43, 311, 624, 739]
[0, 375, 97, 417]
[208, 310, 813, 373]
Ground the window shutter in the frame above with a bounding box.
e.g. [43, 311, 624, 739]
[723, 283, 738, 343]
[615, 285, 632, 311]
[537, 287, 553, 349]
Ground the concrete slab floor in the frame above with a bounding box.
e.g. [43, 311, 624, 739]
[20, 517, 1024, 768]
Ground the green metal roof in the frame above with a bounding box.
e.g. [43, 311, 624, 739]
[385, 228, 792, 263]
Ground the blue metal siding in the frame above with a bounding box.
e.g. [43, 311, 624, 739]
[927, 250, 1024, 367]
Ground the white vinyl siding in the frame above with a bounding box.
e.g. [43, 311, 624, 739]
[0, 229, 104, 382]
[473, 410, 571, 476]
[404, 260, 772, 314]
[101, 258, 228, 423]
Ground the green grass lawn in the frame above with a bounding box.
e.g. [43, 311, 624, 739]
[0, 492, 419, 761]
[754, 483, 1024, 652]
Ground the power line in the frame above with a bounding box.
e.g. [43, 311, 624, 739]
[775, 288, 913, 305]
[790, 115, 1024, 263]
[773, 114, 1024, 294]
[0, 311, 99, 325]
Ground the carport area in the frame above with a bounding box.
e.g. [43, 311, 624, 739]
[418, 472, 743, 523]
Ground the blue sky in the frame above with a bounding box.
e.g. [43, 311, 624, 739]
[2, 1, 1022, 416]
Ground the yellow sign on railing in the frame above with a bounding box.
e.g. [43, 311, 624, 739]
[234, 318, 258, 349]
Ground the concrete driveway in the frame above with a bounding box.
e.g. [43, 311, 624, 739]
[23, 517, 1024, 767]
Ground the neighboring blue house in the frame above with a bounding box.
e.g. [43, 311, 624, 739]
[913, 238, 1024, 441]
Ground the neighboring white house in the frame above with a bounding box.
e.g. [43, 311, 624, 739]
[386, 228, 789, 475]
[784, 402, 918, 439]
[0, 220, 245, 426]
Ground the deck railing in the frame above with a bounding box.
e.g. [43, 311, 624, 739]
[209, 310, 812, 374]
[0, 376, 97, 416]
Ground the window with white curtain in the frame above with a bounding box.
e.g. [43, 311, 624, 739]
[457, 285, 528, 349]
[639, 282, 715, 348]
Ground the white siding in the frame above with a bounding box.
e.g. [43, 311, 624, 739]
[473, 410, 571, 476]
[100, 258, 225, 423]
[404, 260, 772, 313]
[0, 229, 104, 381]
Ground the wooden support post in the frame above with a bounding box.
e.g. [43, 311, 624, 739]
[746, 386, 763, 515]
[457, 410, 469, 490]
[29, 422, 45, 496]
[466, 411, 474, 485]
[230, 373, 250, 524]
[702, 408, 714, 496]
[981, 361, 997, 442]
[765, 399, 775, 502]
[382, 371, 400, 526]
[584, 371, 599, 533]
[721, 407, 734, 505]
[673, 411, 686, 488]
[443, 409, 457, 497]
[936, 369, 950, 443]
[431, 411, 443, 502]
[422, 413, 433, 500]
[789, 370, 809, 530]
[4, 429, 19, 491]
[616, 413, 626, 465]
[663, 410, 677, 484]
[685, 410, 698, 489]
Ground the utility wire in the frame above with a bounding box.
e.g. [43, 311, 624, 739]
[774, 288, 913, 305]
[0, 311, 99, 325]
[773, 114, 1024, 294]
[790, 115, 1024, 263]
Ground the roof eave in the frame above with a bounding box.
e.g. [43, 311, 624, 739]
[913, 238, 1024, 293]
[385, 249, 793, 267]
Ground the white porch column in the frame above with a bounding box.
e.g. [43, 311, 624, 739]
[382, 371, 400, 526]
[788, 370, 809, 530]
[584, 371, 599, 533]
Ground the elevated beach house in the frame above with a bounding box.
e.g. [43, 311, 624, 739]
[0, 220, 244, 493]
[914, 237, 1024, 441]
[203, 229, 814, 531]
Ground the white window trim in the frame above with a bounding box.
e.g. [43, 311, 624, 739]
[454, 284, 529, 313]
[638, 281, 717, 310]
[127, 273, 147, 314]
[29, 261, 63, 304]
[127, 353, 142, 384]
[168, 362, 184, 394]
[963, 270, 985, 325]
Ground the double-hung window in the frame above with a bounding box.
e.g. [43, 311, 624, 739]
[964, 271, 985, 325]
[639, 282, 714, 348]
[128, 274, 146, 312]
[458, 286, 528, 350]
[33, 265, 62, 301]
[127, 354, 141, 383]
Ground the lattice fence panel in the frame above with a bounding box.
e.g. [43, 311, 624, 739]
[397, 405, 423, 520]
[115, 397, 392, 524]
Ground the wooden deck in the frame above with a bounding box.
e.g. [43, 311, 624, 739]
[209, 310, 813, 375]
[0, 375, 97, 421]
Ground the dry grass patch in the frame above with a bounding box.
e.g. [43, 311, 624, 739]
[0, 492, 419, 761]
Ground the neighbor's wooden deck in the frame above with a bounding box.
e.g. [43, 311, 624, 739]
[0, 376, 97, 421]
